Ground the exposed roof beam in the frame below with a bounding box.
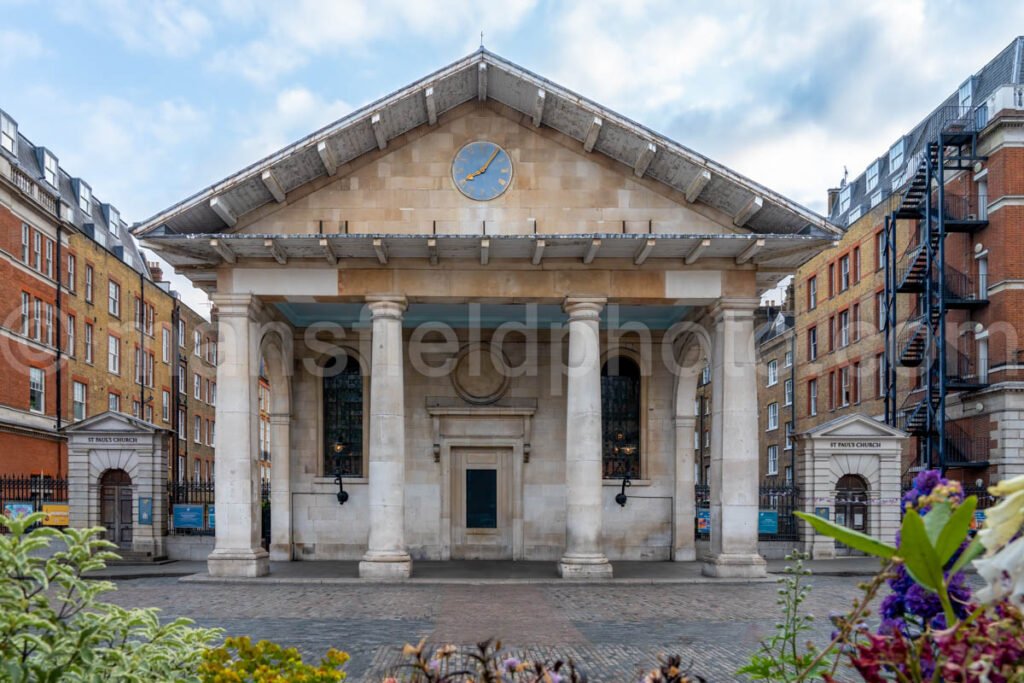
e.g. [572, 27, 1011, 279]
[424, 86, 438, 125]
[477, 63, 488, 101]
[370, 112, 387, 151]
[633, 238, 656, 265]
[634, 142, 656, 178]
[532, 89, 546, 127]
[684, 239, 711, 265]
[733, 196, 764, 227]
[317, 141, 337, 176]
[209, 238, 236, 264]
[531, 238, 545, 266]
[372, 238, 388, 265]
[319, 238, 337, 265]
[209, 197, 237, 227]
[583, 117, 602, 153]
[685, 169, 711, 203]
[427, 238, 438, 265]
[735, 238, 766, 265]
[261, 170, 286, 203]
[264, 239, 287, 265]
[583, 238, 601, 264]
[480, 238, 490, 265]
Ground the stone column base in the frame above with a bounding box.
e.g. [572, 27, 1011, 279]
[269, 543, 292, 562]
[672, 547, 697, 562]
[701, 553, 767, 578]
[558, 554, 613, 579]
[207, 548, 270, 577]
[359, 551, 413, 580]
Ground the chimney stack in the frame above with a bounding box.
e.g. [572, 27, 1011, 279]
[827, 187, 840, 215]
[147, 261, 164, 282]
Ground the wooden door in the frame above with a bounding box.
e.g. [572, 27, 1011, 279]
[451, 448, 512, 560]
[100, 469, 133, 548]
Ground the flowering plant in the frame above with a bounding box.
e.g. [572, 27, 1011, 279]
[786, 470, 1024, 682]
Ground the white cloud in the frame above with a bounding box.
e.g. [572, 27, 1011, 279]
[235, 86, 352, 163]
[0, 29, 46, 67]
[209, 0, 538, 84]
[54, 0, 212, 57]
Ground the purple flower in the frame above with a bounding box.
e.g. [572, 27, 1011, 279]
[503, 657, 520, 672]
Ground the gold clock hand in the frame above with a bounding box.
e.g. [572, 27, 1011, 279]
[466, 147, 500, 181]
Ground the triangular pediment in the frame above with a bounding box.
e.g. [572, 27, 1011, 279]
[63, 411, 161, 434]
[133, 49, 839, 240]
[802, 413, 907, 440]
[233, 104, 741, 236]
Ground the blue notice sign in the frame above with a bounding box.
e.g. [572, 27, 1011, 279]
[138, 497, 153, 525]
[815, 506, 830, 521]
[758, 510, 779, 535]
[207, 505, 215, 529]
[697, 509, 711, 533]
[173, 504, 205, 529]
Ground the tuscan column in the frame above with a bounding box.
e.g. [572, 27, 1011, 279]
[673, 413, 698, 561]
[268, 411, 292, 561]
[359, 295, 412, 579]
[558, 297, 613, 578]
[207, 293, 269, 578]
[702, 298, 767, 578]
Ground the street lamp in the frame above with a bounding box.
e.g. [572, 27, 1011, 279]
[332, 442, 349, 505]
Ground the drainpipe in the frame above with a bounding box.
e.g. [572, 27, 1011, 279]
[789, 327, 797, 481]
[171, 303, 180, 486]
[138, 266, 146, 419]
[54, 201, 64, 478]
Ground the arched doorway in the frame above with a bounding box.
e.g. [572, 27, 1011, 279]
[100, 469, 133, 548]
[834, 474, 869, 556]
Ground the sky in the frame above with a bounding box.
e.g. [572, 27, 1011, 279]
[2, 0, 1021, 316]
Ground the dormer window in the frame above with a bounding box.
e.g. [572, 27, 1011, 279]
[0, 111, 15, 155]
[76, 180, 92, 215]
[839, 185, 851, 214]
[866, 161, 879, 191]
[106, 205, 120, 232]
[889, 139, 904, 174]
[959, 79, 973, 109]
[42, 151, 58, 187]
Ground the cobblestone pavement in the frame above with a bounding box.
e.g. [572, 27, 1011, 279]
[104, 575, 889, 682]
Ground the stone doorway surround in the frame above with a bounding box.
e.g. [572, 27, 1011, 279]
[428, 397, 534, 561]
[795, 413, 906, 559]
[65, 411, 172, 558]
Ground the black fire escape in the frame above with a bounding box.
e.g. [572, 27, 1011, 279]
[884, 106, 989, 472]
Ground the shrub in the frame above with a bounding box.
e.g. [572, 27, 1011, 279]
[199, 636, 349, 682]
[0, 512, 221, 682]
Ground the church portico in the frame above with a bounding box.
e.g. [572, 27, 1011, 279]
[134, 49, 840, 579]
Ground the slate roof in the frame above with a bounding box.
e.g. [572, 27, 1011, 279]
[0, 111, 148, 274]
[133, 48, 839, 239]
[829, 36, 1024, 228]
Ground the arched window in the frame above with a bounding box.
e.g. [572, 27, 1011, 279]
[323, 354, 363, 477]
[601, 356, 641, 479]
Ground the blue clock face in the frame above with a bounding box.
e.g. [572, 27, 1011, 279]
[452, 141, 513, 201]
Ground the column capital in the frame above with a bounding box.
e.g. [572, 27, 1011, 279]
[708, 297, 760, 322]
[211, 292, 263, 320]
[563, 297, 606, 320]
[366, 295, 408, 320]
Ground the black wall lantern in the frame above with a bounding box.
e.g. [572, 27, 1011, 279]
[332, 442, 349, 505]
[612, 431, 636, 507]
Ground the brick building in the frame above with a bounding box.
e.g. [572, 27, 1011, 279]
[756, 302, 796, 484]
[792, 37, 1024, 486]
[0, 107, 215, 482]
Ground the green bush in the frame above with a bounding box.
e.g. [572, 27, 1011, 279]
[0, 512, 220, 682]
[199, 636, 349, 682]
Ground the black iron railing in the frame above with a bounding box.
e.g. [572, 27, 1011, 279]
[0, 476, 68, 531]
[693, 482, 799, 541]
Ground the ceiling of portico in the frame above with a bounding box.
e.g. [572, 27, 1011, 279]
[272, 301, 692, 330]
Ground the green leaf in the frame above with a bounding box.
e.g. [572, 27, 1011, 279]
[899, 509, 944, 593]
[935, 496, 977, 566]
[923, 502, 952, 545]
[794, 511, 897, 558]
[950, 536, 985, 575]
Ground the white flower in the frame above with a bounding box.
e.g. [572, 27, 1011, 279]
[974, 535, 1024, 605]
[978, 475, 1024, 554]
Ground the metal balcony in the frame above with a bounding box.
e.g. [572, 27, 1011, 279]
[944, 421, 989, 468]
